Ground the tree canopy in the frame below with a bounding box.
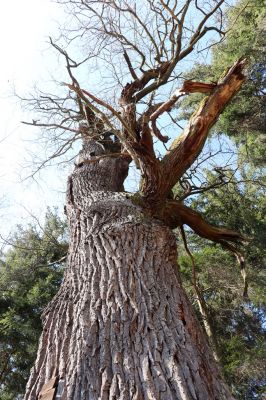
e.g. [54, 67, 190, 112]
[22, 0, 249, 279]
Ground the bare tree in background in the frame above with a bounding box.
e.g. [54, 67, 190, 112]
[24, 1, 248, 399]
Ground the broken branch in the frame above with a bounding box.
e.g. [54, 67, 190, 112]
[159, 58, 247, 198]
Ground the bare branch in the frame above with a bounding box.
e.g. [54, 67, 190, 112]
[149, 90, 185, 142]
[123, 51, 138, 80]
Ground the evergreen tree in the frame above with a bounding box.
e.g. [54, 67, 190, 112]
[0, 210, 67, 399]
[178, 170, 266, 399]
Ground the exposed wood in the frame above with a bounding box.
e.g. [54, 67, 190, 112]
[38, 376, 58, 400]
[182, 80, 217, 93]
[125, 59, 246, 205]
[39, 389, 56, 400]
[39, 377, 58, 393]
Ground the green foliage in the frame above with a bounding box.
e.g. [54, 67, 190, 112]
[179, 173, 266, 399]
[0, 209, 68, 399]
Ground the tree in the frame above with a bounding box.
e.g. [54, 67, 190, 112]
[0, 210, 67, 399]
[22, 1, 251, 399]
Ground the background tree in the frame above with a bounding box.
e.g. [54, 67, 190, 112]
[0, 210, 67, 400]
[172, 1, 266, 397]
[178, 171, 266, 399]
[15, 0, 263, 399]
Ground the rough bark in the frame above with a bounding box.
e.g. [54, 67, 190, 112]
[24, 141, 234, 400]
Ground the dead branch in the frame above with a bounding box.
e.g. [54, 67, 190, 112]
[123, 50, 138, 80]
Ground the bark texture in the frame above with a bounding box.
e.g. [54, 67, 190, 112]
[25, 141, 234, 399]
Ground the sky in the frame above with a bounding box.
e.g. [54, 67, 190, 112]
[0, 0, 69, 242]
[0, 0, 140, 246]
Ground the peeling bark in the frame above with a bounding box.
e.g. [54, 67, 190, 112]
[24, 141, 234, 400]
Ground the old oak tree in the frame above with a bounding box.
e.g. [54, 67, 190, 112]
[24, 1, 249, 399]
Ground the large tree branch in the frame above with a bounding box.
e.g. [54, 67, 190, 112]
[161, 200, 245, 243]
[119, 62, 171, 105]
[160, 58, 247, 197]
[159, 199, 248, 297]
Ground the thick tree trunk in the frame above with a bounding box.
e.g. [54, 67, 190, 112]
[25, 141, 234, 400]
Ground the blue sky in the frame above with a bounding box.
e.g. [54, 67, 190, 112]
[0, 0, 233, 245]
[0, 0, 67, 241]
[0, 0, 141, 244]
